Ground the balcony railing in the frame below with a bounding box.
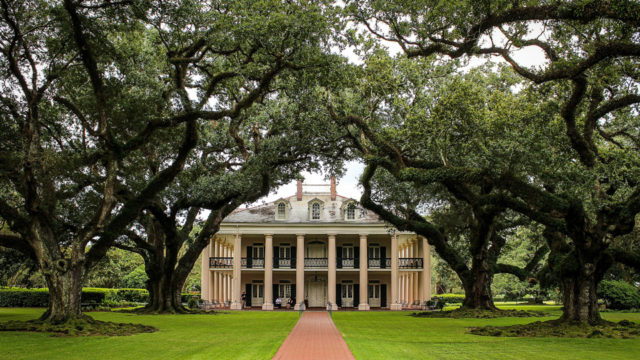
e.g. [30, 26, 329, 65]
[209, 257, 233, 268]
[399, 258, 424, 269]
[241, 257, 265, 269]
[368, 258, 391, 269]
[339, 258, 355, 268]
[274, 257, 293, 269]
[305, 257, 328, 268]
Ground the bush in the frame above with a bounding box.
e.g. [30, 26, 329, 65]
[436, 293, 465, 303]
[0, 287, 148, 308]
[0, 288, 49, 307]
[598, 280, 640, 310]
[0, 288, 107, 307]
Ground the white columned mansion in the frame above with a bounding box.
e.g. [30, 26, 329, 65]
[200, 179, 431, 310]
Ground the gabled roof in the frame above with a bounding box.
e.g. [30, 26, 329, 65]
[223, 193, 382, 224]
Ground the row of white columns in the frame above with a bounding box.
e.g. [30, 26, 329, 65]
[201, 234, 431, 310]
[200, 239, 233, 304]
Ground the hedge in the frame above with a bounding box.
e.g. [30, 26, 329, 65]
[434, 294, 465, 303]
[0, 287, 199, 307]
[0, 288, 107, 307]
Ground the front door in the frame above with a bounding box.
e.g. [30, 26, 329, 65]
[251, 284, 264, 307]
[368, 284, 381, 307]
[341, 283, 354, 307]
[306, 278, 326, 307]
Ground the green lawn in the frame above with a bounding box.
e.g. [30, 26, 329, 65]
[2, 307, 640, 360]
[332, 305, 640, 360]
[0, 308, 298, 360]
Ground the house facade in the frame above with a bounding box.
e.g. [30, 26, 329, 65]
[200, 179, 431, 310]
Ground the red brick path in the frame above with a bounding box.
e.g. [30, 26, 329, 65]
[272, 312, 355, 360]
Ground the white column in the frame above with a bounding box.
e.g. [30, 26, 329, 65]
[358, 234, 370, 310]
[390, 234, 401, 310]
[408, 242, 414, 306]
[295, 234, 305, 310]
[230, 235, 243, 309]
[263, 234, 274, 310]
[223, 273, 228, 304]
[201, 243, 210, 301]
[208, 239, 215, 301]
[421, 237, 431, 302]
[328, 234, 338, 310]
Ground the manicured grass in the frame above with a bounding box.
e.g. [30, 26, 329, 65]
[333, 305, 640, 360]
[0, 308, 298, 360]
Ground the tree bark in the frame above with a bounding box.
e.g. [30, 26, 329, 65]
[40, 263, 85, 323]
[559, 274, 601, 324]
[460, 257, 497, 310]
[144, 261, 189, 313]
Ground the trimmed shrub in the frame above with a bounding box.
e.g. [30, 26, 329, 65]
[598, 280, 640, 310]
[0, 287, 149, 307]
[436, 293, 465, 303]
[0, 288, 49, 307]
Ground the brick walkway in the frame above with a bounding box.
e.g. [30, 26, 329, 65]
[273, 312, 355, 360]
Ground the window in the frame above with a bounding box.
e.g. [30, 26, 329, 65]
[279, 246, 291, 259]
[277, 203, 286, 218]
[278, 284, 292, 298]
[346, 203, 356, 220]
[311, 202, 320, 220]
[252, 245, 264, 259]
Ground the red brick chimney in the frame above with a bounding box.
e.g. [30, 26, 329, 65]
[297, 180, 303, 201]
[330, 176, 336, 201]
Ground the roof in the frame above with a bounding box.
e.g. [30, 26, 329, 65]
[222, 190, 383, 224]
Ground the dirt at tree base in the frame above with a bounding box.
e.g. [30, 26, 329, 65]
[0, 316, 157, 336]
[469, 319, 640, 338]
[411, 308, 549, 319]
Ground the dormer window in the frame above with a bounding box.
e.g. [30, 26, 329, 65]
[274, 199, 290, 220]
[346, 203, 356, 220]
[341, 200, 359, 221]
[308, 198, 324, 220]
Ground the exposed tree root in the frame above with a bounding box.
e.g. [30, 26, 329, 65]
[469, 319, 640, 338]
[412, 308, 549, 319]
[0, 315, 157, 336]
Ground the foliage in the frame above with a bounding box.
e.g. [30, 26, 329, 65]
[85, 249, 145, 289]
[120, 266, 148, 290]
[598, 280, 640, 310]
[0, 288, 150, 307]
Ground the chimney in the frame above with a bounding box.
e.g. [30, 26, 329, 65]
[330, 176, 336, 201]
[297, 180, 303, 201]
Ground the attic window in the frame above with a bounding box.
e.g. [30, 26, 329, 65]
[311, 202, 320, 220]
[275, 200, 289, 220]
[277, 203, 286, 218]
[346, 203, 356, 220]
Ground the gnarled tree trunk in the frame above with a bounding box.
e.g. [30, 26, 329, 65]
[460, 255, 497, 310]
[144, 259, 189, 313]
[40, 262, 85, 323]
[559, 274, 601, 324]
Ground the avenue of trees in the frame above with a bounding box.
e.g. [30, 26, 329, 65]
[0, 0, 639, 333]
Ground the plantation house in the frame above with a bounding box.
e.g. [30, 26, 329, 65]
[200, 179, 431, 310]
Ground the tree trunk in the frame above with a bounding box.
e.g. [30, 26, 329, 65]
[39, 258, 85, 323]
[559, 275, 601, 324]
[460, 262, 497, 310]
[143, 259, 189, 313]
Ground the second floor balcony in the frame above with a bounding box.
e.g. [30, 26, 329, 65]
[210, 256, 424, 270]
